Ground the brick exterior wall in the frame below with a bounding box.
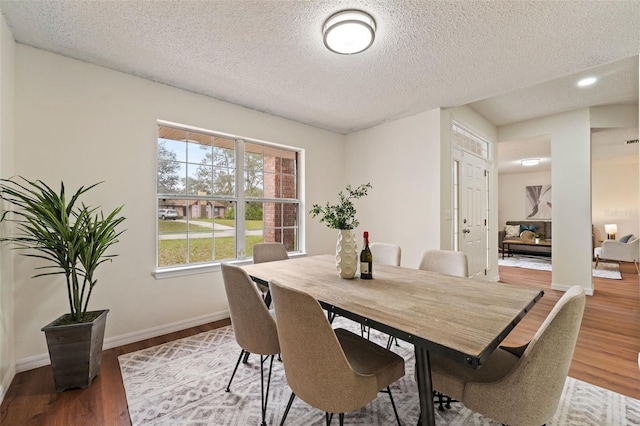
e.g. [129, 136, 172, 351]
[263, 154, 297, 251]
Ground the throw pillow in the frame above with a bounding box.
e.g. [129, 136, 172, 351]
[520, 230, 535, 242]
[618, 234, 633, 243]
[519, 224, 536, 233]
[505, 225, 520, 238]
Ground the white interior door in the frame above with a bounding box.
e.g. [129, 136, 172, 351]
[459, 151, 488, 278]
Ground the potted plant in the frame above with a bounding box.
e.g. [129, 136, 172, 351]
[310, 183, 371, 278]
[0, 177, 125, 391]
[533, 232, 544, 244]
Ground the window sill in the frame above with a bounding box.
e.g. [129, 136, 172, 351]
[152, 252, 307, 280]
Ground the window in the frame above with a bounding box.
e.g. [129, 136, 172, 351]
[156, 122, 300, 270]
[452, 122, 489, 160]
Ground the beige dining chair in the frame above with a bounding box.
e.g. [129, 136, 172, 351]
[269, 280, 405, 426]
[428, 285, 586, 426]
[253, 242, 290, 263]
[253, 242, 289, 306]
[365, 242, 402, 347]
[418, 249, 468, 278]
[370, 242, 402, 267]
[417, 249, 468, 409]
[221, 263, 281, 426]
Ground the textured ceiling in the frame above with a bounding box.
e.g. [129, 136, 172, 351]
[498, 127, 639, 175]
[0, 0, 639, 134]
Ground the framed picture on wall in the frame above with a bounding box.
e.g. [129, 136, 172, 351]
[526, 185, 552, 219]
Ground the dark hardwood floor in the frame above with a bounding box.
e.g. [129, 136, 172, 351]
[1, 263, 638, 425]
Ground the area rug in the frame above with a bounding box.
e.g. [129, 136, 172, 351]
[499, 256, 622, 280]
[119, 320, 640, 425]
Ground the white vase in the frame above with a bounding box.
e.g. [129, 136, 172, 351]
[336, 230, 358, 279]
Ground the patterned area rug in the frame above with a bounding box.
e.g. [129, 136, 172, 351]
[499, 255, 622, 279]
[119, 320, 640, 425]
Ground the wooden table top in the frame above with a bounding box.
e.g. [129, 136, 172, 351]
[242, 254, 543, 368]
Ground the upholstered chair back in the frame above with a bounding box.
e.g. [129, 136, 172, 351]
[463, 285, 586, 426]
[253, 242, 289, 263]
[370, 242, 402, 266]
[418, 249, 468, 278]
[221, 263, 280, 356]
[270, 280, 380, 414]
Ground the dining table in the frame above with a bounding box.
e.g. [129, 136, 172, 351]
[241, 254, 544, 426]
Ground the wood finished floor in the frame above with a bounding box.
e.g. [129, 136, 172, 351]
[1, 263, 638, 425]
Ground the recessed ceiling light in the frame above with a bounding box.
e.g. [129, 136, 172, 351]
[577, 77, 597, 87]
[323, 10, 376, 55]
[520, 158, 540, 166]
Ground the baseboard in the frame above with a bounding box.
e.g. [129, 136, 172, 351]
[15, 309, 230, 373]
[551, 282, 594, 296]
[103, 309, 230, 349]
[487, 274, 500, 282]
[0, 363, 16, 406]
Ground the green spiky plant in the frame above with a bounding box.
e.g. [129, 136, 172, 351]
[0, 177, 125, 323]
[310, 183, 372, 230]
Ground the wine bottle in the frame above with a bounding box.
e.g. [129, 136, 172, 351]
[360, 231, 373, 279]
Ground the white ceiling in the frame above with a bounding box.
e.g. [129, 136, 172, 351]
[0, 0, 638, 135]
[498, 127, 639, 175]
[497, 135, 552, 175]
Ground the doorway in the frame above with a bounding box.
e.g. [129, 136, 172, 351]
[591, 127, 639, 268]
[458, 151, 489, 278]
[451, 121, 491, 279]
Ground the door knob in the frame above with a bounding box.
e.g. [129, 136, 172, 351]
[463, 228, 470, 234]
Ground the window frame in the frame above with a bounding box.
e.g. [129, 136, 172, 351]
[154, 120, 303, 279]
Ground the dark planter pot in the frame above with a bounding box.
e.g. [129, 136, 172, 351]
[41, 309, 109, 392]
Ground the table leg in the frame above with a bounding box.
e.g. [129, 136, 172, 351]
[415, 346, 435, 426]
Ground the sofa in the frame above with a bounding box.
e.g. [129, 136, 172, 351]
[499, 221, 552, 256]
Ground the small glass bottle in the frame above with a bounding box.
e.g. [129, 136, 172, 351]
[360, 231, 373, 279]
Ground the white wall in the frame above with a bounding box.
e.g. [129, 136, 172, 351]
[343, 106, 497, 271]
[498, 170, 552, 226]
[344, 109, 442, 268]
[499, 109, 593, 294]
[12, 45, 345, 365]
[590, 105, 639, 128]
[592, 161, 639, 244]
[590, 104, 640, 244]
[0, 12, 16, 401]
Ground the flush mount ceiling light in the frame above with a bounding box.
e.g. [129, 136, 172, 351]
[323, 10, 376, 55]
[577, 77, 597, 87]
[520, 158, 540, 166]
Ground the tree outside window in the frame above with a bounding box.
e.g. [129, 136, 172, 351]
[156, 123, 300, 268]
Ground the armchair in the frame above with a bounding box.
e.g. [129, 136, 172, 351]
[594, 237, 639, 274]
